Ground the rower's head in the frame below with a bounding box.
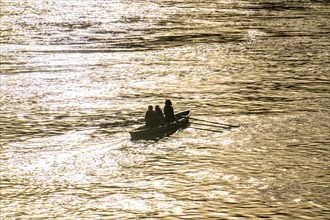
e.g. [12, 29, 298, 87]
[165, 99, 172, 106]
[148, 105, 153, 110]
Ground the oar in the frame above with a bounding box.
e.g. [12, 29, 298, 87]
[189, 127, 224, 133]
[191, 121, 233, 129]
[189, 117, 240, 128]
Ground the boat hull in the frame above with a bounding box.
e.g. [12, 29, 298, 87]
[129, 110, 190, 141]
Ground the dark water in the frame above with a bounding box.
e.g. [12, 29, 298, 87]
[1, 0, 329, 219]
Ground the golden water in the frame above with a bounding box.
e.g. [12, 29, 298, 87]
[1, 0, 329, 219]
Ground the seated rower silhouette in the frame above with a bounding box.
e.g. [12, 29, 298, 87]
[164, 99, 175, 124]
[145, 105, 156, 128]
[155, 105, 165, 126]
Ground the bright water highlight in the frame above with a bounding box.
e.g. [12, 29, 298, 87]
[1, 0, 329, 219]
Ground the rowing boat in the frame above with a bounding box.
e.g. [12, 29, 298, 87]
[129, 110, 191, 140]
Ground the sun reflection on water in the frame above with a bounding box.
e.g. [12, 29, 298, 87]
[1, 0, 329, 219]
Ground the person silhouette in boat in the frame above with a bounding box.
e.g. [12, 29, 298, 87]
[155, 105, 165, 126]
[145, 105, 156, 128]
[164, 99, 175, 124]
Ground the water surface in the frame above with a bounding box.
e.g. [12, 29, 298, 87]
[1, 0, 329, 219]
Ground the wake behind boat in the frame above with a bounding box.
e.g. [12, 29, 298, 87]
[129, 110, 191, 141]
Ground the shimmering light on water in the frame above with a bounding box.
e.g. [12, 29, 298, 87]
[1, 0, 329, 219]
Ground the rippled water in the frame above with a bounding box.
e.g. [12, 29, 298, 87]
[1, 0, 329, 219]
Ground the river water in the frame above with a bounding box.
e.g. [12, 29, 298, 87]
[1, 0, 329, 219]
